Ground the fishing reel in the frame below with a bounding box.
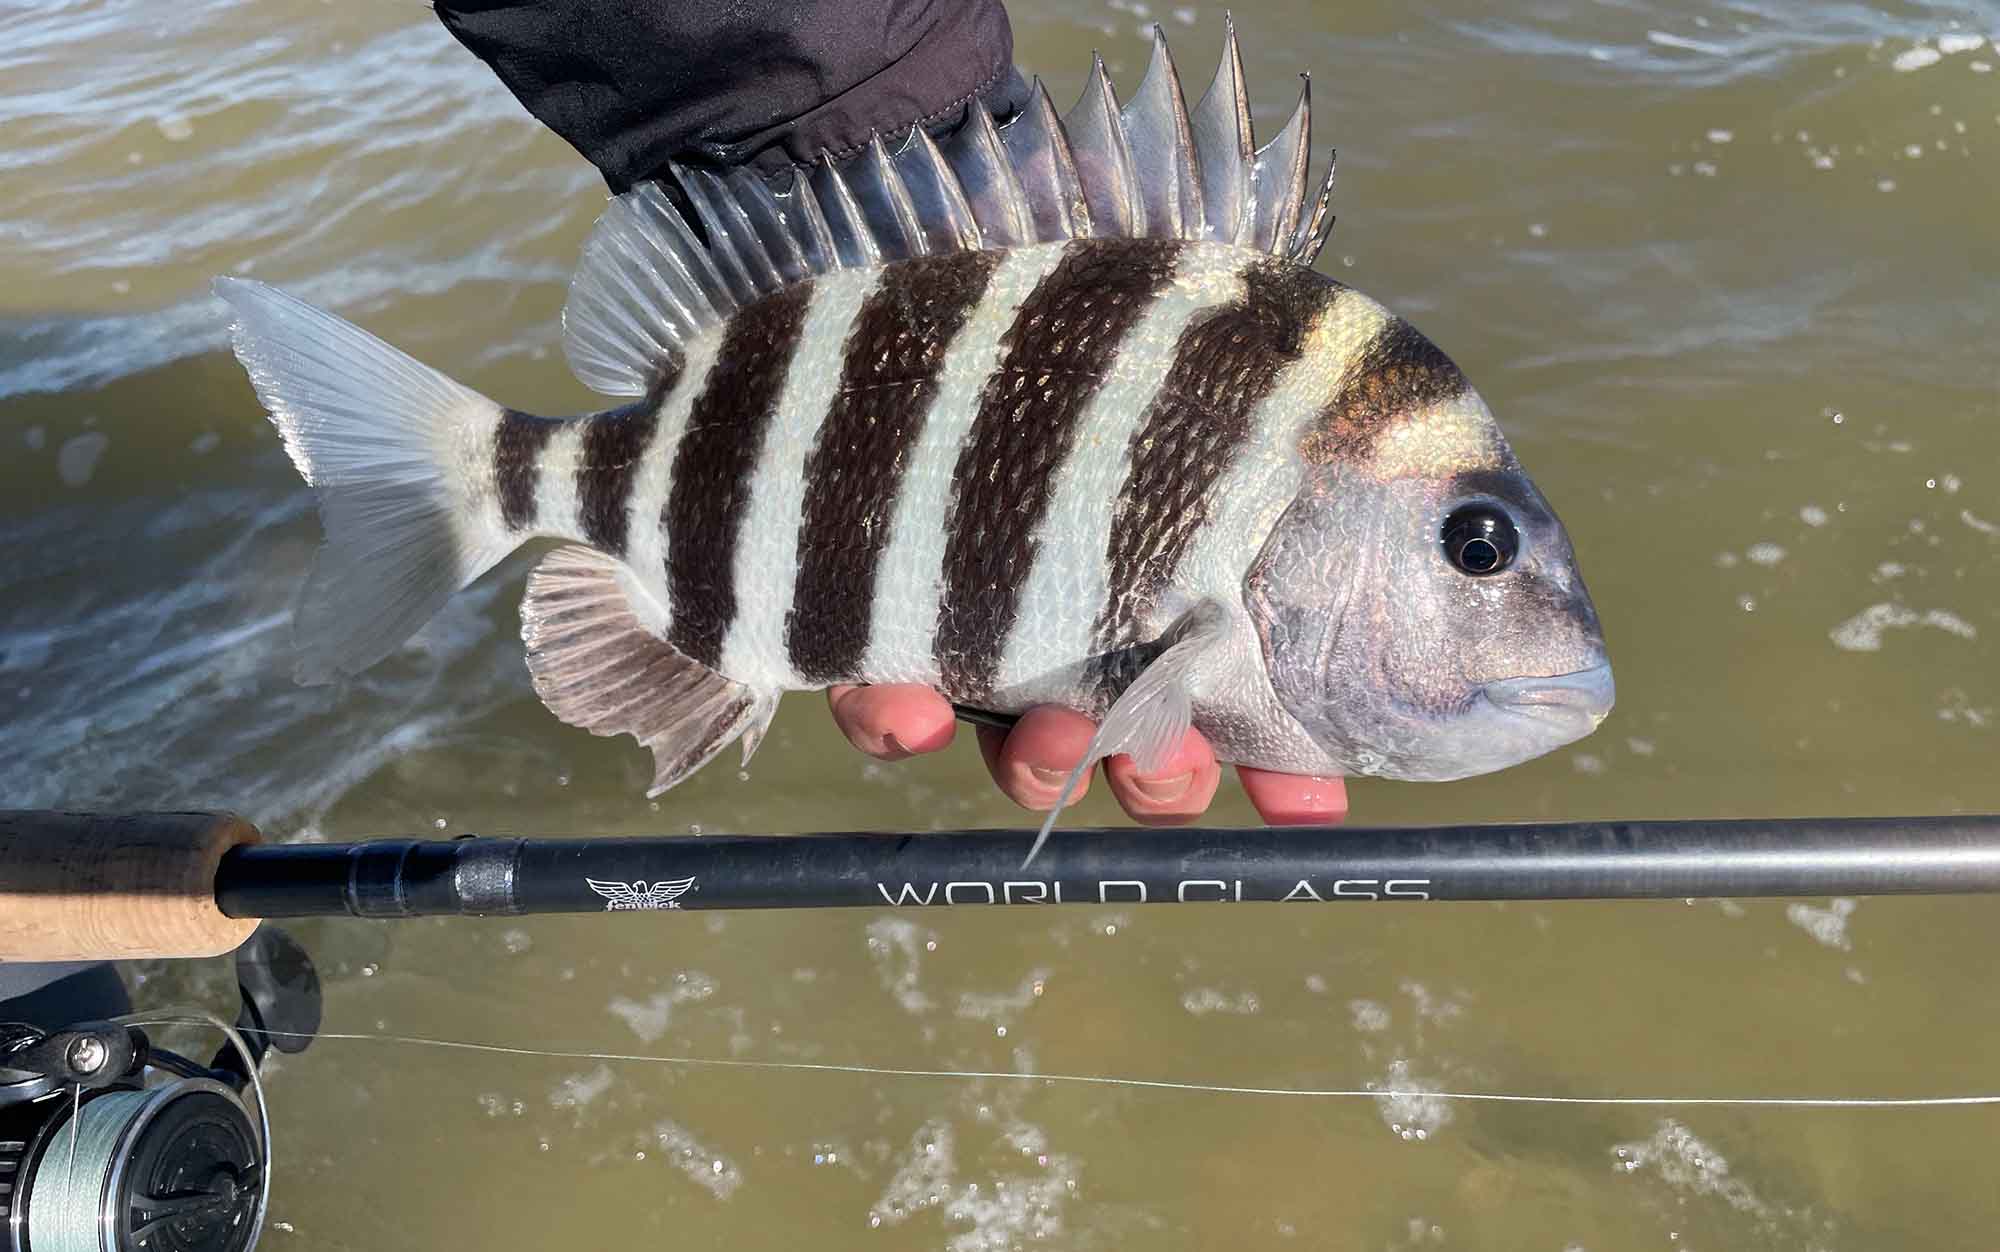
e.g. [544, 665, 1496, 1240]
[0, 927, 320, 1252]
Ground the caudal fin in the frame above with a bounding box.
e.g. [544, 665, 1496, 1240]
[215, 277, 513, 682]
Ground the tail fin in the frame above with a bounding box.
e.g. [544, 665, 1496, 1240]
[215, 277, 513, 683]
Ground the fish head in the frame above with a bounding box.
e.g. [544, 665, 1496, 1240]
[1245, 332, 1611, 782]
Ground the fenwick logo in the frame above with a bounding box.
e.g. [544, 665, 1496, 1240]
[586, 876, 698, 910]
[872, 878, 1433, 904]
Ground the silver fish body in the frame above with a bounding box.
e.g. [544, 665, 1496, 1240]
[216, 23, 1612, 821]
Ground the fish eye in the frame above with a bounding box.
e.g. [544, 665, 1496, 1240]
[1441, 504, 1519, 576]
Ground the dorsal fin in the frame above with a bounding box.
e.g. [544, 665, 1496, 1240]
[560, 21, 1340, 396]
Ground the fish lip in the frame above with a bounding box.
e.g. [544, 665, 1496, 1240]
[1481, 663, 1616, 738]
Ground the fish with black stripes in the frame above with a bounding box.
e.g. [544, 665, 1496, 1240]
[216, 22, 1613, 859]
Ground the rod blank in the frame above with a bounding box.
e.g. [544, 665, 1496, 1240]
[212, 815, 2000, 920]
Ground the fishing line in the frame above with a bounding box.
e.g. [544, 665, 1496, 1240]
[141, 1019, 2000, 1111]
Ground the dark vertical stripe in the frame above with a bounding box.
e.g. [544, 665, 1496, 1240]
[932, 237, 1185, 700]
[664, 282, 815, 669]
[784, 252, 1003, 683]
[493, 409, 560, 531]
[1093, 261, 1343, 654]
[575, 366, 677, 556]
[1300, 315, 1468, 466]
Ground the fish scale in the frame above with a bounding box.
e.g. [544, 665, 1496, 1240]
[215, 22, 1612, 850]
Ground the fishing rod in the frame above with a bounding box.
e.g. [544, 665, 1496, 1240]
[6, 811, 2000, 963]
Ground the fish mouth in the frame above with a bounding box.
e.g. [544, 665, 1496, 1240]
[1481, 663, 1616, 742]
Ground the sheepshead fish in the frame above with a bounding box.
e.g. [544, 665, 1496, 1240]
[217, 23, 1612, 848]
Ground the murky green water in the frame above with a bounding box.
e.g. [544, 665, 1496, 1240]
[4, 1, 1999, 1247]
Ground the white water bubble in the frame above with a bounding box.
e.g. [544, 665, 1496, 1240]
[1938, 34, 1984, 54]
[1830, 603, 1978, 651]
[1893, 45, 1943, 71]
[1181, 987, 1261, 1016]
[1786, 897, 1857, 951]
[549, 1064, 614, 1110]
[1799, 504, 1829, 527]
[1746, 542, 1786, 566]
[155, 114, 194, 141]
[57, 432, 110, 486]
[1349, 999, 1391, 1032]
[1705, 128, 1734, 144]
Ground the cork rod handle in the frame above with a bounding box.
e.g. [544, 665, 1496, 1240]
[0, 811, 262, 961]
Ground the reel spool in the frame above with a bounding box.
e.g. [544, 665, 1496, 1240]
[0, 926, 320, 1252]
[2, 1074, 261, 1252]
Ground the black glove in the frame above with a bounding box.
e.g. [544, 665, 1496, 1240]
[436, 0, 1031, 191]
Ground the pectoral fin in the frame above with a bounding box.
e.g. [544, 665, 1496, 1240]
[521, 545, 778, 796]
[1021, 599, 1235, 867]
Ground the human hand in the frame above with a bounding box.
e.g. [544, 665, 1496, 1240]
[826, 684, 1349, 826]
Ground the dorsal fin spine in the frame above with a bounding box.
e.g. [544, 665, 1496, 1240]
[1065, 52, 1145, 237]
[1291, 147, 1337, 265]
[868, 132, 931, 258]
[1249, 75, 1313, 253]
[905, 122, 984, 252]
[1190, 15, 1254, 242]
[945, 101, 1034, 247]
[1001, 78, 1090, 241]
[732, 168, 808, 283]
[1122, 25, 1203, 239]
[809, 157, 884, 270]
[785, 174, 840, 273]
[683, 169, 761, 301]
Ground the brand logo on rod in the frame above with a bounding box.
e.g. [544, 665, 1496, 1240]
[586, 876, 697, 910]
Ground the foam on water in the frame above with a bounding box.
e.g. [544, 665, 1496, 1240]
[648, 1120, 743, 1199]
[1829, 603, 1979, 651]
[1785, 898, 1858, 952]
[608, 972, 719, 1043]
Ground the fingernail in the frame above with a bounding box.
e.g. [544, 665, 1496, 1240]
[1028, 764, 1068, 789]
[1130, 771, 1193, 804]
[879, 733, 913, 761]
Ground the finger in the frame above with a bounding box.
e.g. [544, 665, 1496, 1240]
[825, 684, 957, 760]
[977, 705, 1097, 812]
[1238, 767, 1349, 826]
[1102, 727, 1222, 825]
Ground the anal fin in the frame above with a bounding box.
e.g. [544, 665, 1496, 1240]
[521, 545, 777, 797]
